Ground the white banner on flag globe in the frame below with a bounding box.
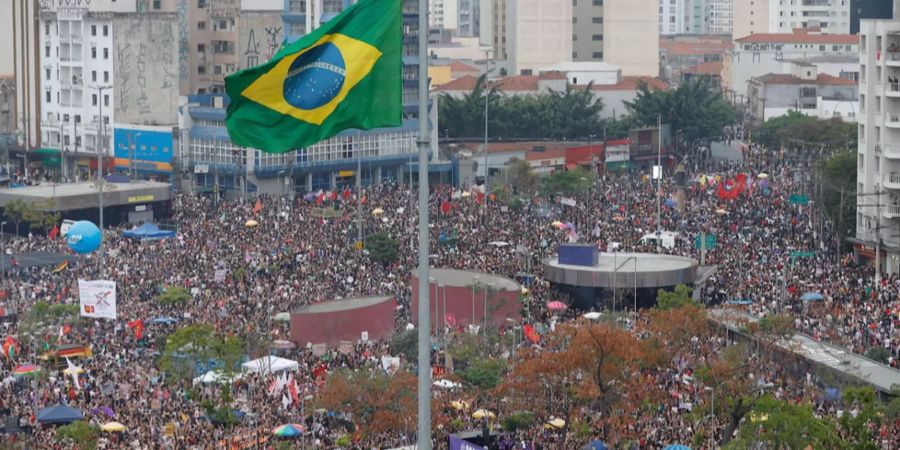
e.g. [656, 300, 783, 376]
[78, 279, 117, 319]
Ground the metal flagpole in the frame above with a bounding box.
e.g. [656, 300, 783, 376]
[415, 0, 432, 446]
[656, 114, 662, 253]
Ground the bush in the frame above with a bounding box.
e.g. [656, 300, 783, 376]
[502, 411, 534, 432]
[156, 286, 192, 306]
[866, 347, 891, 364]
[56, 422, 98, 450]
[365, 232, 399, 265]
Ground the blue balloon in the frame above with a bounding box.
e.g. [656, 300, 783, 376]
[66, 221, 102, 254]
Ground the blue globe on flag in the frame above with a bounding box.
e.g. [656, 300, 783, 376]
[66, 221, 102, 254]
[283, 43, 347, 110]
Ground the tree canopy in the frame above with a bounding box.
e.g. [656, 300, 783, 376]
[757, 110, 857, 150]
[625, 79, 737, 145]
[439, 75, 605, 139]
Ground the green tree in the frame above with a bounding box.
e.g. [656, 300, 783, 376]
[505, 157, 539, 195]
[724, 396, 840, 449]
[365, 232, 399, 265]
[865, 346, 890, 364]
[460, 357, 506, 391]
[625, 78, 737, 145]
[156, 286, 192, 306]
[820, 151, 857, 254]
[502, 411, 535, 432]
[56, 422, 99, 450]
[158, 323, 245, 383]
[759, 111, 856, 150]
[655, 284, 696, 310]
[3, 199, 30, 235]
[389, 329, 417, 362]
[839, 386, 883, 450]
[541, 167, 594, 196]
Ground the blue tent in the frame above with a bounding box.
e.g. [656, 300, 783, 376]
[37, 405, 84, 424]
[663, 445, 691, 450]
[800, 292, 824, 302]
[122, 223, 176, 240]
[584, 441, 609, 450]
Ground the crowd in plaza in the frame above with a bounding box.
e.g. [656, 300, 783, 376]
[0, 138, 896, 449]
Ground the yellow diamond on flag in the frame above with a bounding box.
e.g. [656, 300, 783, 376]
[241, 33, 382, 126]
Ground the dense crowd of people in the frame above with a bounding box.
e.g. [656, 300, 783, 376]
[0, 138, 896, 449]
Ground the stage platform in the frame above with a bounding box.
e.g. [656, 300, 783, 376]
[542, 252, 699, 289]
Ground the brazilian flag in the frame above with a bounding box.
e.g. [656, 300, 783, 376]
[225, 0, 403, 153]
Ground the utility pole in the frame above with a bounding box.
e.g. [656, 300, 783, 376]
[356, 130, 363, 244]
[90, 85, 112, 279]
[656, 114, 662, 253]
[415, 0, 432, 447]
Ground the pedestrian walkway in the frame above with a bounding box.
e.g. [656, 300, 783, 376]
[709, 309, 900, 394]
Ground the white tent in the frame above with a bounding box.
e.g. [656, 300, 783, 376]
[192, 370, 242, 386]
[241, 355, 299, 374]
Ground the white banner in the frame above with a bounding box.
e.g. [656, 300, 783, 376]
[78, 280, 117, 319]
[560, 197, 577, 207]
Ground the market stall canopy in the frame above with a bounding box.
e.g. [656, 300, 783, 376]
[242, 355, 299, 374]
[122, 223, 176, 240]
[37, 405, 84, 424]
[100, 422, 126, 432]
[192, 370, 243, 385]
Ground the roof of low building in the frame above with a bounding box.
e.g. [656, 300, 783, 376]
[753, 73, 858, 86]
[735, 32, 858, 45]
[682, 61, 724, 76]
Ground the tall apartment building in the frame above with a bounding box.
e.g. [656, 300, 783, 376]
[37, 0, 181, 180]
[479, 0, 506, 61]
[179, 0, 433, 197]
[11, 0, 40, 155]
[856, 1, 900, 275]
[605, 0, 659, 76]
[733, 0, 851, 38]
[456, 0, 477, 36]
[660, 0, 690, 35]
[506, 0, 572, 75]
[703, 0, 733, 34]
[573, 0, 605, 61]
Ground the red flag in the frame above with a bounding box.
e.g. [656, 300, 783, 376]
[360, 196, 367, 205]
[48, 225, 59, 240]
[523, 325, 540, 344]
[312, 363, 328, 379]
[476, 192, 485, 204]
[488, 193, 496, 201]
[288, 375, 300, 405]
[445, 313, 457, 327]
[716, 174, 747, 200]
[342, 188, 351, 200]
[253, 200, 263, 214]
[127, 320, 144, 340]
[315, 193, 324, 206]
[440, 201, 452, 215]
[329, 190, 338, 201]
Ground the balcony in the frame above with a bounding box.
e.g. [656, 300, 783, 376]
[886, 113, 900, 128]
[881, 144, 900, 159]
[889, 83, 900, 97]
[884, 204, 900, 219]
[886, 52, 900, 67]
[886, 172, 900, 189]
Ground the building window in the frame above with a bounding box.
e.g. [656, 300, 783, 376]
[45, 23, 50, 35]
[45, 69, 50, 80]
[214, 65, 222, 75]
[197, 43, 205, 53]
[198, 21, 206, 30]
[92, 71, 97, 82]
[593, 51, 603, 59]
[198, 65, 206, 74]
[153, 0, 161, 9]
[104, 71, 109, 82]
[592, 34, 603, 41]
[103, 25, 108, 36]
[75, 115, 81, 123]
[91, 25, 97, 36]
[104, 95, 109, 107]
[592, 17, 603, 24]
[92, 94, 98, 106]
[593, 0, 602, 5]
[45, 91, 51, 103]
[63, 114, 69, 122]
[91, 47, 97, 59]
[103, 48, 109, 59]
[573, 34, 577, 42]
[45, 46, 50, 58]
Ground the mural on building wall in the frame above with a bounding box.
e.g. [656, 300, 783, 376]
[238, 13, 283, 70]
[113, 14, 179, 125]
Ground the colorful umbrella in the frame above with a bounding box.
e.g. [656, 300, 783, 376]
[272, 423, 305, 437]
[546, 301, 568, 310]
[472, 409, 496, 420]
[244, 220, 259, 228]
[546, 417, 566, 429]
[13, 364, 40, 376]
[100, 422, 127, 432]
[371, 208, 385, 216]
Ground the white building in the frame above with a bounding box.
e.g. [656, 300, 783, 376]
[703, 0, 733, 35]
[430, 0, 459, 30]
[733, 0, 852, 39]
[38, 1, 133, 177]
[457, 0, 477, 36]
[505, 0, 572, 75]
[660, 0, 691, 35]
[856, 4, 900, 275]
[727, 29, 858, 98]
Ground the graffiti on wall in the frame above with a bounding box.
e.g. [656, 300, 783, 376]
[113, 14, 179, 125]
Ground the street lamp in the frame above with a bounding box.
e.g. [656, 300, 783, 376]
[0, 221, 6, 276]
[89, 84, 113, 279]
[588, 134, 597, 173]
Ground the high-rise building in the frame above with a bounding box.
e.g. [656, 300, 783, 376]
[604, 0, 659, 77]
[704, 0, 733, 34]
[573, 0, 605, 61]
[733, 0, 852, 38]
[479, 0, 506, 61]
[11, 0, 40, 156]
[429, 0, 458, 31]
[506, 0, 572, 75]
[855, 1, 900, 275]
[457, 0, 478, 37]
[660, 0, 690, 35]
[37, 0, 181, 180]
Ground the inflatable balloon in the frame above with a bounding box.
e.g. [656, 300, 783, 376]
[66, 221, 102, 254]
